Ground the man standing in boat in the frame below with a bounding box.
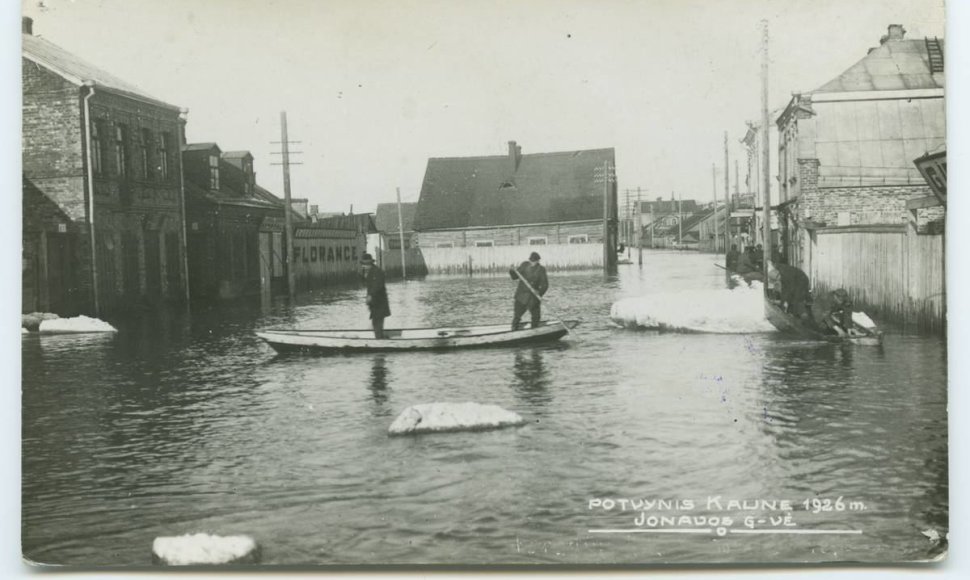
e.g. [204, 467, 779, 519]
[509, 252, 549, 330]
[360, 253, 390, 339]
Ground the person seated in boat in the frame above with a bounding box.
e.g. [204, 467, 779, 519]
[769, 262, 811, 319]
[726, 244, 740, 272]
[359, 253, 390, 339]
[509, 252, 549, 330]
[811, 288, 853, 336]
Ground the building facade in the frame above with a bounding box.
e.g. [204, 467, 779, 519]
[776, 24, 945, 331]
[22, 18, 188, 316]
[182, 144, 287, 300]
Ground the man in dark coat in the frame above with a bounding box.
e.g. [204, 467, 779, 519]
[359, 253, 390, 338]
[726, 244, 740, 272]
[772, 262, 811, 318]
[812, 288, 853, 335]
[509, 252, 549, 330]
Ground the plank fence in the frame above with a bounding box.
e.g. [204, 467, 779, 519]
[415, 243, 603, 275]
[809, 225, 944, 333]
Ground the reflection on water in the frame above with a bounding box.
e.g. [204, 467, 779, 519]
[22, 251, 947, 566]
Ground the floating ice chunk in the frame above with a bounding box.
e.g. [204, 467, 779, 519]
[152, 533, 260, 565]
[921, 529, 942, 543]
[21, 312, 59, 331]
[388, 402, 526, 435]
[610, 285, 776, 334]
[852, 311, 877, 329]
[39, 315, 117, 334]
[22, 327, 28, 334]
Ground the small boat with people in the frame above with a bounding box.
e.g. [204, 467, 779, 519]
[763, 295, 883, 346]
[256, 320, 578, 354]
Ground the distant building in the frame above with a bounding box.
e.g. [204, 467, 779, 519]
[181, 144, 287, 299]
[22, 17, 188, 316]
[413, 141, 616, 249]
[290, 214, 378, 288]
[638, 198, 697, 248]
[375, 202, 418, 250]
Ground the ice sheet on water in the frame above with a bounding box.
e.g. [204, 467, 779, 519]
[38, 315, 117, 334]
[388, 402, 526, 435]
[609, 282, 776, 334]
[152, 533, 259, 565]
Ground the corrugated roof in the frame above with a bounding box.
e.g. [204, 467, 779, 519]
[814, 37, 944, 93]
[413, 147, 615, 230]
[375, 202, 417, 232]
[22, 33, 180, 110]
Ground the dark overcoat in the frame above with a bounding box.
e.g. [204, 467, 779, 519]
[362, 266, 391, 319]
[510, 261, 549, 306]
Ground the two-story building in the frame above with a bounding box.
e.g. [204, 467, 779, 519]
[181, 144, 288, 299]
[22, 17, 188, 316]
[775, 24, 945, 331]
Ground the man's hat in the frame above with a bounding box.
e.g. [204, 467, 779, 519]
[361, 253, 375, 265]
[529, 252, 541, 262]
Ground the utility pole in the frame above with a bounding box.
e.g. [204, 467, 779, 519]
[712, 163, 719, 252]
[396, 186, 407, 280]
[677, 192, 682, 248]
[636, 187, 643, 265]
[595, 160, 616, 274]
[724, 131, 731, 259]
[271, 112, 303, 297]
[761, 20, 772, 278]
[280, 111, 296, 297]
[624, 188, 631, 248]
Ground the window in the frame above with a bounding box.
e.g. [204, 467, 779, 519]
[568, 234, 589, 244]
[208, 154, 220, 190]
[140, 128, 154, 180]
[114, 124, 129, 177]
[91, 121, 105, 175]
[528, 237, 547, 245]
[474, 240, 494, 247]
[157, 132, 170, 180]
[243, 160, 253, 194]
[435, 242, 454, 248]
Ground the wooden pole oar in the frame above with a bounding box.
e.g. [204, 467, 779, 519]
[511, 266, 573, 336]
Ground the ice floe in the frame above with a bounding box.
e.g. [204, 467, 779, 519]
[38, 315, 117, 334]
[610, 284, 776, 334]
[388, 402, 526, 435]
[152, 533, 260, 565]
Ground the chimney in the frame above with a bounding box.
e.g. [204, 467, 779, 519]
[507, 140, 522, 173]
[310, 204, 318, 216]
[22, 16, 33, 35]
[887, 24, 905, 41]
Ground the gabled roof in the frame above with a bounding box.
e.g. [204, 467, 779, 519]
[413, 146, 615, 230]
[375, 202, 417, 232]
[222, 151, 252, 159]
[183, 142, 220, 152]
[813, 35, 944, 93]
[22, 33, 180, 111]
[314, 214, 378, 234]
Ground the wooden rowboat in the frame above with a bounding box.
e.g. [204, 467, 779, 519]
[256, 320, 578, 354]
[764, 298, 883, 346]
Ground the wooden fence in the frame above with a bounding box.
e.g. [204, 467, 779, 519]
[809, 224, 944, 333]
[416, 243, 603, 275]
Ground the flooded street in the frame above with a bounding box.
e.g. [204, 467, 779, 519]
[21, 251, 947, 566]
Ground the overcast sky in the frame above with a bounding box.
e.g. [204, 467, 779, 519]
[19, 0, 946, 213]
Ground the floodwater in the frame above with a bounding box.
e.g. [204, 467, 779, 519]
[21, 250, 948, 566]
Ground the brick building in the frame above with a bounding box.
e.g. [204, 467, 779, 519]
[22, 17, 188, 316]
[775, 24, 945, 265]
[774, 24, 946, 331]
[182, 144, 288, 299]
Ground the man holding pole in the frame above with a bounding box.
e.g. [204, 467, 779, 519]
[509, 252, 549, 330]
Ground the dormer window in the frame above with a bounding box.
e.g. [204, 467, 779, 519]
[244, 160, 253, 194]
[208, 154, 220, 190]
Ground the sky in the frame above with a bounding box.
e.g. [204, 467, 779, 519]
[16, 0, 945, 214]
